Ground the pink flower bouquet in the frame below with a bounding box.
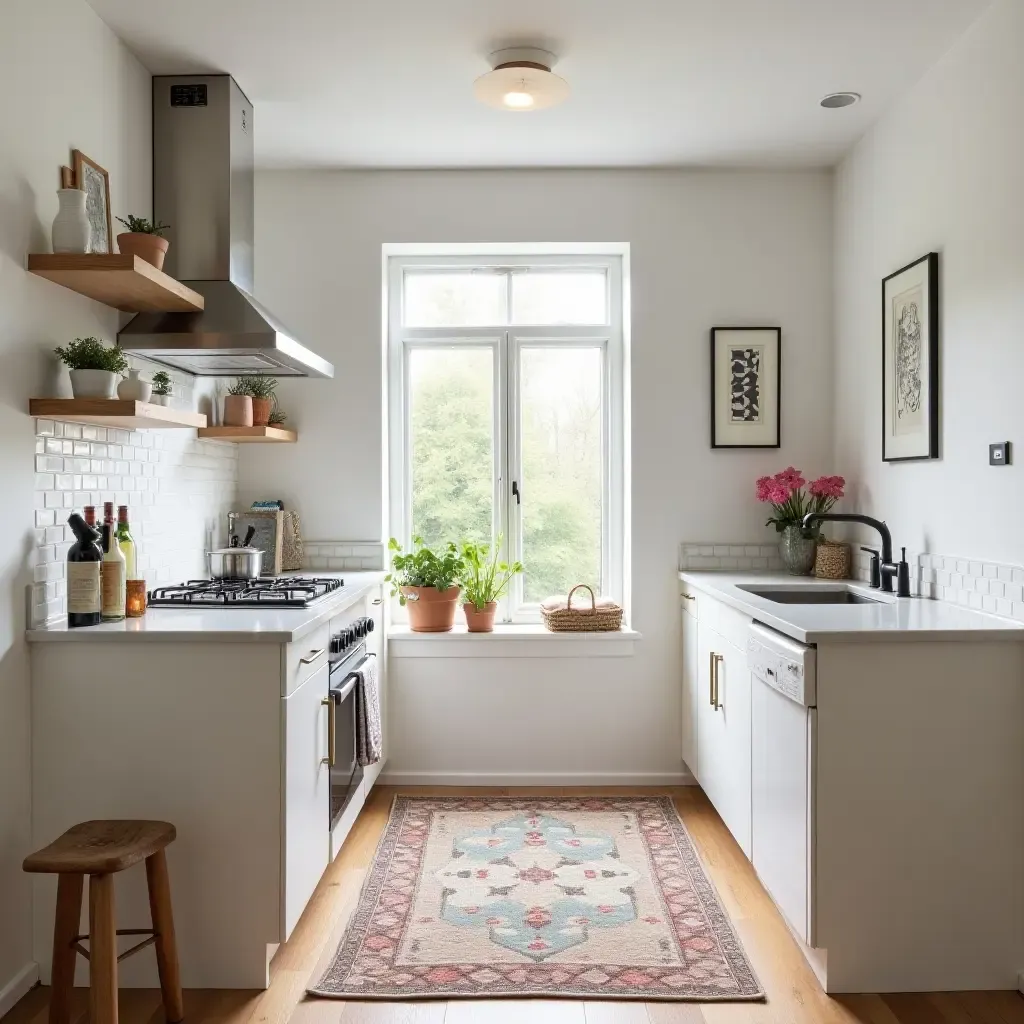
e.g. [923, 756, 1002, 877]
[756, 468, 845, 533]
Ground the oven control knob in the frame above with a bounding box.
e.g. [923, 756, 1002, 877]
[364, 617, 375, 633]
[330, 634, 342, 654]
[354, 619, 366, 638]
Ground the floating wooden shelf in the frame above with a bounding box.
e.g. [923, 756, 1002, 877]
[27, 254, 204, 313]
[30, 399, 207, 429]
[197, 425, 297, 443]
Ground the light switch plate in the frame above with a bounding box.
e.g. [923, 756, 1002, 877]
[989, 442, 1010, 466]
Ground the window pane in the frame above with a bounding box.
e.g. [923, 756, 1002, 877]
[404, 272, 507, 327]
[409, 347, 493, 551]
[511, 271, 607, 325]
[520, 347, 603, 602]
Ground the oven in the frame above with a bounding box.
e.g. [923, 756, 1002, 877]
[327, 631, 372, 831]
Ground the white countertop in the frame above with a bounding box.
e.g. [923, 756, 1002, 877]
[679, 571, 1024, 644]
[26, 572, 386, 644]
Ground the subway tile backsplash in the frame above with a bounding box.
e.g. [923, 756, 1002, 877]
[31, 418, 238, 626]
[304, 541, 384, 572]
[679, 542, 784, 572]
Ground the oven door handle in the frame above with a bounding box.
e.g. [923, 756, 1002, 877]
[331, 673, 359, 704]
[321, 691, 337, 768]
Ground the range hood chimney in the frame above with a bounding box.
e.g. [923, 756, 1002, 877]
[119, 75, 333, 378]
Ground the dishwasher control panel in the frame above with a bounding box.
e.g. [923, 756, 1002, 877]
[747, 625, 816, 706]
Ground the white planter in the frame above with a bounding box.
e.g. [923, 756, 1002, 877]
[69, 369, 117, 399]
[117, 369, 152, 403]
[150, 393, 172, 406]
[51, 189, 91, 254]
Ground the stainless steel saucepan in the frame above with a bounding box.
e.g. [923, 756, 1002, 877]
[208, 525, 263, 579]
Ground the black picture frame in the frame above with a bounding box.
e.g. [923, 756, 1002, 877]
[881, 252, 939, 462]
[710, 326, 782, 449]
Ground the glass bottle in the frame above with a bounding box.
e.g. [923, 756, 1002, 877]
[116, 505, 138, 580]
[67, 513, 102, 628]
[100, 519, 126, 621]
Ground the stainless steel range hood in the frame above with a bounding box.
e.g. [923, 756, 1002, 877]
[119, 75, 333, 378]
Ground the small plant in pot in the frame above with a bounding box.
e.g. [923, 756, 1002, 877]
[223, 378, 253, 426]
[149, 370, 173, 406]
[116, 215, 171, 271]
[268, 395, 287, 427]
[459, 536, 523, 632]
[54, 337, 128, 398]
[385, 536, 463, 632]
[245, 373, 278, 427]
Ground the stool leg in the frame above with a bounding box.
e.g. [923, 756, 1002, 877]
[89, 873, 117, 1024]
[49, 874, 83, 1024]
[145, 851, 183, 1023]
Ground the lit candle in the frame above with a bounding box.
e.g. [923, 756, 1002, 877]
[126, 579, 147, 618]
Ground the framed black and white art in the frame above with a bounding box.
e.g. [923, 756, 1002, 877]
[882, 252, 939, 461]
[710, 327, 781, 449]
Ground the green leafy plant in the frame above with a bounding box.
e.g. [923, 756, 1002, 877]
[226, 378, 251, 396]
[54, 337, 128, 374]
[267, 395, 287, 426]
[230, 374, 278, 399]
[116, 214, 170, 236]
[459, 535, 523, 610]
[385, 536, 463, 605]
[151, 370, 172, 396]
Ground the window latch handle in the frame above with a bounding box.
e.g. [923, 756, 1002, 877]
[512, 481, 521, 505]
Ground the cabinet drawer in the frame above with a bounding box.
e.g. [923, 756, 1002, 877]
[699, 596, 751, 651]
[285, 623, 330, 696]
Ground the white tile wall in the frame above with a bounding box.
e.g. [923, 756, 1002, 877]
[679, 541, 784, 572]
[31, 418, 238, 626]
[303, 541, 384, 572]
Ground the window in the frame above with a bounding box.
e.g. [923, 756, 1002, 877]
[388, 253, 626, 622]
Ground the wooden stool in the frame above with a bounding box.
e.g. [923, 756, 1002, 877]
[24, 821, 184, 1024]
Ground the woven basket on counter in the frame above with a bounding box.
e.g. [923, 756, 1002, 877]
[814, 539, 852, 579]
[540, 584, 623, 632]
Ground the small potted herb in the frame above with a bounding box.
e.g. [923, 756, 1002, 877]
[116, 215, 171, 270]
[244, 373, 278, 427]
[459, 536, 523, 632]
[150, 370, 173, 406]
[224, 378, 253, 426]
[385, 537, 463, 632]
[268, 395, 287, 427]
[54, 337, 128, 398]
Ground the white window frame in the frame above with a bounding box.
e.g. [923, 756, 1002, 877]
[386, 248, 627, 624]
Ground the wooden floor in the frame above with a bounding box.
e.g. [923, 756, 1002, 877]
[7, 786, 1024, 1024]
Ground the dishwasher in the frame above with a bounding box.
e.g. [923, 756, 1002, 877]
[747, 622, 817, 946]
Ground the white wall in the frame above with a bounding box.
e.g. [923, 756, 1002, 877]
[0, 0, 153, 1004]
[834, 0, 1024, 564]
[251, 169, 833, 780]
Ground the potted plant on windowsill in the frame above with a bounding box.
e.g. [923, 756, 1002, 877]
[386, 536, 463, 632]
[459, 536, 523, 632]
[150, 370, 173, 406]
[54, 337, 128, 398]
[116, 214, 171, 271]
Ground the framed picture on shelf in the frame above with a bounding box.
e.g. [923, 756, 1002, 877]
[882, 252, 939, 461]
[72, 149, 112, 254]
[710, 326, 781, 448]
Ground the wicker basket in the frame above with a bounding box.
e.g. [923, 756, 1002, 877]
[540, 584, 623, 632]
[814, 539, 852, 580]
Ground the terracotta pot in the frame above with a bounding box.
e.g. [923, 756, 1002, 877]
[464, 601, 497, 633]
[224, 394, 253, 426]
[402, 585, 461, 632]
[117, 232, 170, 270]
[251, 396, 272, 427]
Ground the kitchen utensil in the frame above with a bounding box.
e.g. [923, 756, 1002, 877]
[207, 546, 263, 580]
[242, 525, 256, 548]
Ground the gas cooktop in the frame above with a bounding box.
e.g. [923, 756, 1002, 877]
[147, 577, 345, 608]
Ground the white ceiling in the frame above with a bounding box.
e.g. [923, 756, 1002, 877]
[86, 0, 990, 170]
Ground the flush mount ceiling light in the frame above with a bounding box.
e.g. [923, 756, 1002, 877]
[474, 47, 570, 112]
[820, 91, 861, 109]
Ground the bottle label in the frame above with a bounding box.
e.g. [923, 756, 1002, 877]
[101, 561, 125, 617]
[68, 562, 101, 614]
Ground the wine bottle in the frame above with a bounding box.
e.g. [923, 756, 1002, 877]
[116, 505, 137, 580]
[100, 520, 127, 621]
[67, 513, 102, 628]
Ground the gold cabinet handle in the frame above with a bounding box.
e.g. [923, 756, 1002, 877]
[321, 696, 336, 767]
[301, 648, 326, 665]
[712, 654, 724, 711]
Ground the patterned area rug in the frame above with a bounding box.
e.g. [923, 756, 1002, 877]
[309, 796, 763, 1002]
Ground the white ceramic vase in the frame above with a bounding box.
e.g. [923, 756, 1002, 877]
[69, 369, 117, 399]
[150, 393, 172, 406]
[52, 189, 91, 254]
[117, 369, 152, 403]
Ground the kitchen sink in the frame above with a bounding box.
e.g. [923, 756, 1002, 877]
[738, 586, 883, 605]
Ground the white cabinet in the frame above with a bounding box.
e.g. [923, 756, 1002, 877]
[681, 600, 699, 772]
[283, 660, 330, 938]
[696, 620, 751, 857]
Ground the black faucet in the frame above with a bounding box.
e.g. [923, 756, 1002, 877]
[800, 512, 910, 596]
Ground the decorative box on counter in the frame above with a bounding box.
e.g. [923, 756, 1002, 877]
[228, 507, 303, 575]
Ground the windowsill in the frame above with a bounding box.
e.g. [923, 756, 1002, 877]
[388, 624, 642, 658]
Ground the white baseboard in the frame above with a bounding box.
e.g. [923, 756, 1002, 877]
[378, 769, 696, 787]
[0, 963, 38, 1019]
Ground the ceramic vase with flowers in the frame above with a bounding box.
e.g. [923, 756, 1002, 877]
[756, 468, 846, 575]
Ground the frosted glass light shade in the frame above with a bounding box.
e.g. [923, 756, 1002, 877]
[474, 56, 569, 112]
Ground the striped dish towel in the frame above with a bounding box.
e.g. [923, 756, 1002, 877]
[355, 654, 381, 767]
